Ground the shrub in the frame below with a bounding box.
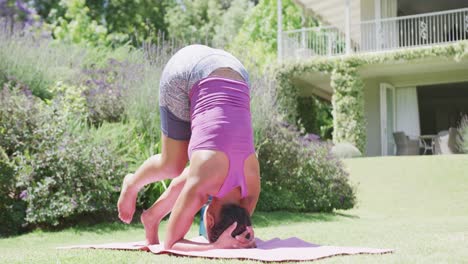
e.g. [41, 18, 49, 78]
[16, 132, 126, 226]
[0, 83, 44, 157]
[81, 60, 126, 126]
[247, 65, 355, 213]
[86, 121, 168, 209]
[0, 147, 27, 237]
[458, 115, 468, 154]
[0, 84, 126, 230]
[50, 81, 88, 121]
[256, 121, 356, 212]
[0, 84, 43, 236]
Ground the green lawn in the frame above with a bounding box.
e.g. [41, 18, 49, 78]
[1, 155, 467, 263]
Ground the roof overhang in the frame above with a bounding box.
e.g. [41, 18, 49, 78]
[288, 53, 468, 100]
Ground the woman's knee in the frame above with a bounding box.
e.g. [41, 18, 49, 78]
[148, 154, 186, 179]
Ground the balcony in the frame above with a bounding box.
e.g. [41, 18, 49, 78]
[281, 7, 468, 59]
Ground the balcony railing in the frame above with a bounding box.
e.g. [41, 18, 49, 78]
[282, 7, 468, 60]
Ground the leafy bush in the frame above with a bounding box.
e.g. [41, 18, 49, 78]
[256, 121, 356, 212]
[0, 84, 42, 236]
[16, 132, 126, 226]
[458, 115, 468, 154]
[86, 121, 167, 209]
[50, 81, 88, 121]
[0, 84, 126, 231]
[49, 0, 111, 46]
[81, 60, 126, 126]
[0, 147, 27, 237]
[247, 66, 355, 213]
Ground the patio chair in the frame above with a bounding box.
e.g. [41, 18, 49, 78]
[393, 131, 420, 156]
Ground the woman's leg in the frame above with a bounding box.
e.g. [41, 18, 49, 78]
[141, 167, 190, 244]
[117, 133, 189, 223]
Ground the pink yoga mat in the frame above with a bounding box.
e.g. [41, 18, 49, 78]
[58, 236, 393, 262]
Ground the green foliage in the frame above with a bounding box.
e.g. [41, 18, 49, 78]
[296, 96, 333, 139]
[457, 115, 468, 154]
[296, 96, 318, 133]
[316, 98, 334, 139]
[50, 81, 88, 121]
[31, 0, 175, 46]
[49, 0, 115, 46]
[256, 122, 356, 212]
[165, 0, 223, 44]
[87, 0, 175, 46]
[86, 122, 167, 210]
[0, 86, 49, 234]
[275, 60, 333, 124]
[16, 133, 126, 226]
[0, 139, 27, 237]
[330, 61, 366, 152]
[0, 32, 65, 99]
[213, 0, 254, 47]
[0, 84, 126, 229]
[81, 62, 125, 126]
[231, 0, 316, 68]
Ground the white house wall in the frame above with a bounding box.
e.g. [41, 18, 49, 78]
[363, 78, 382, 156]
[360, 0, 375, 20]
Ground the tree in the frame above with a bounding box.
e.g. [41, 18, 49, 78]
[165, 0, 223, 44]
[49, 0, 110, 46]
[230, 0, 316, 68]
[30, 0, 175, 46]
[86, 0, 176, 45]
[213, 0, 254, 47]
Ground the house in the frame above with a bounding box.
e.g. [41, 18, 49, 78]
[277, 0, 468, 156]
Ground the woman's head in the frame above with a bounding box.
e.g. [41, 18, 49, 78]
[204, 203, 252, 243]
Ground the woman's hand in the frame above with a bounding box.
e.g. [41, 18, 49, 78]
[213, 222, 256, 249]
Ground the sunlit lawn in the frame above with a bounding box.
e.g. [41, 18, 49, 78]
[1, 155, 467, 263]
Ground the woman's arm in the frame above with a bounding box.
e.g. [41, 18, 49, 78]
[163, 177, 255, 251]
[165, 222, 255, 251]
[141, 168, 189, 244]
[163, 176, 209, 250]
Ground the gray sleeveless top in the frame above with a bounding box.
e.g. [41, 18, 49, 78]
[159, 44, 250, 122]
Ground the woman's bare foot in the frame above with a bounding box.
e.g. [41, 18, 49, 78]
[141, 209, 160, 245]
[117, 174, 138, 224]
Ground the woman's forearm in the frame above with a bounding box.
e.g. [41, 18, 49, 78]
[164, 239, 216, 251]
[144, 168, 189, 221]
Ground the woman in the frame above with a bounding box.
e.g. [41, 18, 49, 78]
[117, 44, 260, 251]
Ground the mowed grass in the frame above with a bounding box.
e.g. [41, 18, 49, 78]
[1, 155, 467, 263]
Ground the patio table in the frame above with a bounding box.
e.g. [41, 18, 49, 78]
[419, 135, 437, 155]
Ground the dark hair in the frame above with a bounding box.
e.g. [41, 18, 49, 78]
[208, 203, 252, 243]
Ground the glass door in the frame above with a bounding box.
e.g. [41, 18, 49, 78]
[380, 83, 396, 155]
